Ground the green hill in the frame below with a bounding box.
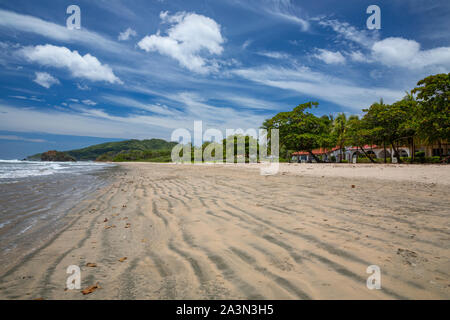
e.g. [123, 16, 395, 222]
[27, 139, 177, 162]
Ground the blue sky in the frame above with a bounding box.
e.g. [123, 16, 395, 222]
[0, 0, 449, 159]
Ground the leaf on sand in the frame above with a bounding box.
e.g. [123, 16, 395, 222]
[86, 263, 97, 267]
[81, 283, 100, 295]
[104, 225, 116, 230]
[118, 257, 127, 262]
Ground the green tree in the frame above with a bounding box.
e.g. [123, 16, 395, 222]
[412, 73, 450, 158]
[363, 97, 415, 163]
[332, 113, 348, 162]
[262, 102, 332, 162]
[221, 134, 259, 163]
[344, 115, 377, 163]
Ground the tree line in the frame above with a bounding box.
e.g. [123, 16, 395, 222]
[262, 73, 449, 163]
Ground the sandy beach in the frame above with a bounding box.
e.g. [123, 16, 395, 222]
[0, 162, 449, 299]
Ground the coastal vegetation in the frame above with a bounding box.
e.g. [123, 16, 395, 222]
[27, 139, 177, 162]
[40, 150, 76, 162]
[28, 73, 448, 164]
[263, 73, 449, 163]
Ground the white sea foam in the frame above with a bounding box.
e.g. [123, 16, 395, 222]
[0, 160, 113, 180]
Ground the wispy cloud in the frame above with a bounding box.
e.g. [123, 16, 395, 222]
[233, 65, 404, 110]
[313, 49, 346, 65]
[8, 95, 44, 102]
[0, 97, 265, 140]
[33, 72, 59, 88]
[118, 28, 137, 41]
[316, 18, 378, 48]
[231, 0, 309, 31]
[0, 135, 46, 143]
[0, 9, 124, 54]
[81, 99, 97, 106]
[256, 51, 291, 59]
[102, 95, 179, 116]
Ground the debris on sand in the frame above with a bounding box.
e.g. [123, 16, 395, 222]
[118, 257, 127, 262]
[397, 248, 427, 266]
[104, 225, 116, 230]
[81, 283, 100, 295]
[86, 263, 97, 268]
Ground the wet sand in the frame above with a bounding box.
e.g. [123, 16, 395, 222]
[0, 163, 449, 299]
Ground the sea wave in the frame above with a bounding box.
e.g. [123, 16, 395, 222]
[0, 160, 114, 180]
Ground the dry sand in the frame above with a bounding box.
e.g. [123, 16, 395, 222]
[0, 162, 449, 299]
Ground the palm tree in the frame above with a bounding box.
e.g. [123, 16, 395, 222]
[332, 113, 348, 161]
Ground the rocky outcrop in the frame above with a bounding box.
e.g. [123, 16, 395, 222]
[40, 150, 76, 162]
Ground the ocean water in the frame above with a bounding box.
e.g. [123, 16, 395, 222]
[0, 160, 117, 270]
[0, 160, 112, 180]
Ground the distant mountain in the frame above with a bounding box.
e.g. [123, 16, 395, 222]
[27, 139, 178, 161]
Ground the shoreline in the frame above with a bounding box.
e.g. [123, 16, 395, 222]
[0, 163, 448, 299]
[0, 164, 119, 275]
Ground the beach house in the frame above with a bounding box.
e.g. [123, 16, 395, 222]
[292, 142, 449, 163]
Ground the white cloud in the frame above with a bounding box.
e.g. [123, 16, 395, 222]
[33, 72, 59, 88]
[242, 40, 252, 49]
[220, 95, 278, 110]
[9, 95, 44, 102]
[0, 135, 46, 143]
[118, 27, 137, 41]
[314, 49, 345, 64]
[349, 51, 369, 63]
[0, 104, 176, 139]
[318, 17, 450, 71]
[233, 65, 404, 111]
[267, 1, 309, 31]
[257, 51, 290, 59]
[76, 83, 90, 90]
[138, 11, 224, 74]
[0, 97, 265, 140]
[317, 19, 378, 48]
[234, 0, 309, 31]
[0, 9, 124, 54]
[81, 99, 97, 106]
[20, 44, 121, 84]
[371, 37, 450, 70]
[102, 95, 178, 116]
